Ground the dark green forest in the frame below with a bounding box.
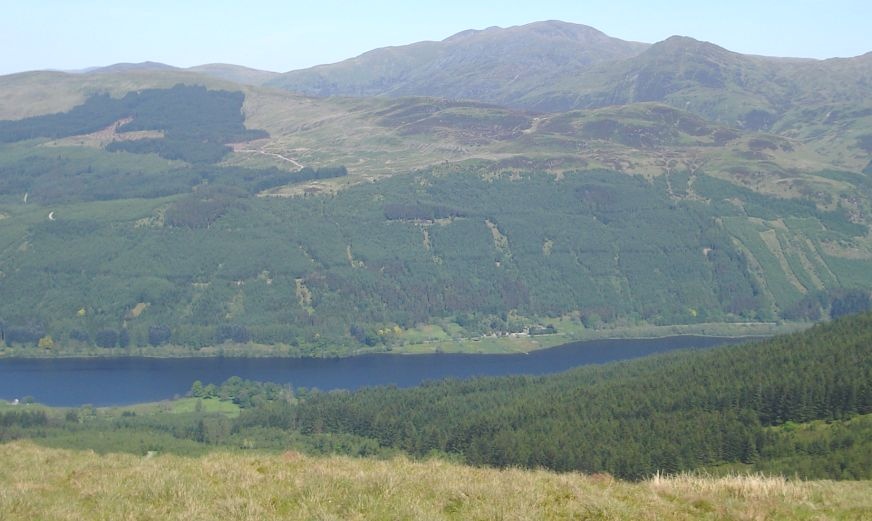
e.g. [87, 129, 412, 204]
[0, 163, 868, 352]
[2, 313, 871, 480]
[291, 312, 872, 479]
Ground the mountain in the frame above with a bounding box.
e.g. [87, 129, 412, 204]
[0, 23, 870, 356]
[531, 36, 872, 129]
[265, 20, 649, 105]
[521, 36, 790, 119]
[267, 23, 872, 138]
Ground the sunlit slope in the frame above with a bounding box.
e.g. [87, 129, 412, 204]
[1, 442, 869, 521]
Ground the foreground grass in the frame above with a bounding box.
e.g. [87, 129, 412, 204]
[0, 442, 870, 520]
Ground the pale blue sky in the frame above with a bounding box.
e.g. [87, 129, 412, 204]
[1, 0, 869, 75]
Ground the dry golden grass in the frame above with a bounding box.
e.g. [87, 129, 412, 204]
[649, 471, 810, 501]
[1, 442, 870, 520]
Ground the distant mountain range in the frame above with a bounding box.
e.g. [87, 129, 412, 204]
[67, 20, 870, 137]
[50, 20, 872, 134]
[264, 21, 872, 131]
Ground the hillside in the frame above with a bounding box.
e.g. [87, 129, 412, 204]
[292, 311, 872, 478]
[0, 23, 870, 354]
[530, 37, 872, 136]
[0, 160, 868, 353]
[186, 63, 280, 86]
[3, 442, 868, 521]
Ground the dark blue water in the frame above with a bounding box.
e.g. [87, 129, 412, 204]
[0, 336, 748, 406]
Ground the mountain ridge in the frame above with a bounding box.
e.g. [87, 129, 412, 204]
[265, 20, 650, 104]
[260, 21, 872, 134]
[6, 19, 870, 134]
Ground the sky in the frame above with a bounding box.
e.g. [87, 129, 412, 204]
[1, 0, 870, 75]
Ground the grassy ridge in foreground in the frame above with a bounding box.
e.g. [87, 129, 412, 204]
[1, 442, 870, 521]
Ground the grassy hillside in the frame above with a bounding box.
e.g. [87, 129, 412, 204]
[0, 69, 247, 121]
[1, 67, 867, 181]
[2, 442, 869, 521]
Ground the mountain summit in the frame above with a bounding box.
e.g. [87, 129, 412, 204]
[265, 21, 648, 105]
